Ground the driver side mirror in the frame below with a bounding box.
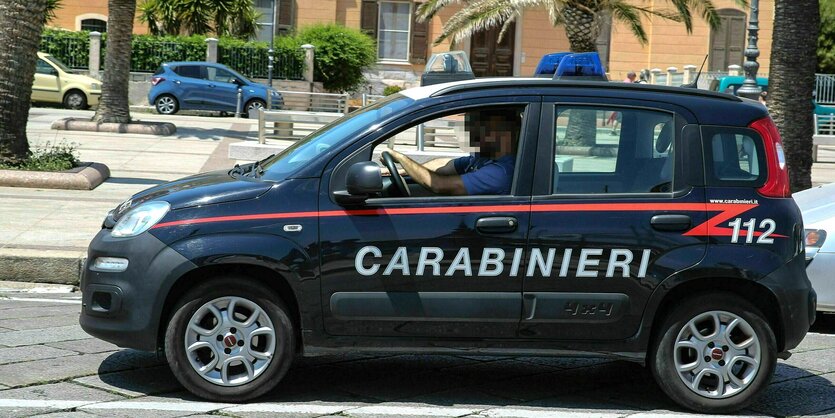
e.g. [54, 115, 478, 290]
[334, 161, 382, 205]
[231, 77, 245, 86]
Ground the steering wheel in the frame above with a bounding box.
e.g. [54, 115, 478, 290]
[381, 151, 410, 197]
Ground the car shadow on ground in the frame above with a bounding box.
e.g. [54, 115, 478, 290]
[96, 351, 835, 416]
[812, 313, 835, 334]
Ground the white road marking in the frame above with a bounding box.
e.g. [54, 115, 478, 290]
[82, 400, 234, 412]
[349, 405, 479, 416]
[0, 399, 91, 409]
[484, 409, 624, 418]
[226, 403, 348, 414]
[3, 297, 81, 304]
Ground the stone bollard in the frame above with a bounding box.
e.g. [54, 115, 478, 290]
[205, 38, 218, 63]
[728, 64, 741, 76]
[666, 67, 678, 86]
[301, 44, 315, 84]
[650, 68, 662, 85]
[683, 65, 697, 85]
[88, 31, 101, 78]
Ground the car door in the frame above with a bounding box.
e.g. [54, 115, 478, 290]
[32, 58, 61, 103]
[520, 98, 708, 341]
[171, 65, 209, 107]
[204, 66, 240, 111]
[318, 98, 540, 339]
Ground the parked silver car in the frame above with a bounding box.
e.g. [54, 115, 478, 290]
[795, 183, 835, 313]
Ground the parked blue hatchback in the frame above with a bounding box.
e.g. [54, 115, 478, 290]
[149, 62, 282, 116]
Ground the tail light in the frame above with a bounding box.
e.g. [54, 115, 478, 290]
[749, 116, 790, 198]
[151, 77, 165, 86]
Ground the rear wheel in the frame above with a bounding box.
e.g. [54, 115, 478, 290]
[164, 278, 295, 401]
[650, 292, 776, 413]
[63, 90, 87, 109]
[155, 94, 179, 115]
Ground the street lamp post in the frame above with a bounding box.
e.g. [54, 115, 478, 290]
[267, 0, 277, 88]
[737, 0, 762, 100]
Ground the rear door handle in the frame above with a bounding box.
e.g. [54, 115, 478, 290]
[208, 83, 216, 88]
[476, 216, 518, 234]
[650, 214, 691, 231]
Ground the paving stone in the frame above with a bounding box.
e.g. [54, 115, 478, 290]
[337, 368, 473, 402]
[0, 352, 135, 387]
[0, 325, 90, 347]
[0, 382, 122, 418]
[29, 412, 99, 417]
[0, 300, 78, 310]
[294, 353, 381, 367]
[47, 339, 120, 354]
[0, 305, 81, 320]
[401, 386, 518, 409]
[73, 366, 181, 398]
[0, 345, 77, 365]
[512, 356, 614, 370]
[77, 392, 232, 417]
[782, 348, 835, 373]
[342, 402, 482, 418]
[0, 313, 81, 331]
[792, 332, 835, 353]
[749, 375, 835, 416]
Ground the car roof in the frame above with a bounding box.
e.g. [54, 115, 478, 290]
[401, 77, 742, 102]
[163, 61, 227, 68]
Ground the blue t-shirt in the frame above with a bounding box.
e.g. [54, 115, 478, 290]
[452, 155, 515, 195]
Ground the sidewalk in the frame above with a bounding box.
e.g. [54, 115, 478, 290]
[2, 108, 835, 284]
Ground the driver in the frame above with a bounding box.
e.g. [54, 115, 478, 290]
[383, 108, 521, 196]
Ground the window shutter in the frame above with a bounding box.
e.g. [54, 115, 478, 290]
[361, 0, 379, 38]
[410, 2, 428, 64]
[277, 0, 294, 30]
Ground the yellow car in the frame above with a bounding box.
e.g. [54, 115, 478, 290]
[33, 52, 101, 109]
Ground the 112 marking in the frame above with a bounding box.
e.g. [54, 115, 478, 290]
[728, 218, 776, 244]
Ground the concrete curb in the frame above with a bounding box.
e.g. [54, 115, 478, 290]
[0, 249, 83, 285]
[52, 118, 177, 136]
[0, 162, 110, 190]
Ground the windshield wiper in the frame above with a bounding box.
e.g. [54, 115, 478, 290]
[230, 164, 246, 177]
[249, 154, 274, 178]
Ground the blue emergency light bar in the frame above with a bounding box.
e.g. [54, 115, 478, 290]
[533, 52, 571, 78]
[554, 52, 608, 81]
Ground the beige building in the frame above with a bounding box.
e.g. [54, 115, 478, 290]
[49, 0, 770, 89]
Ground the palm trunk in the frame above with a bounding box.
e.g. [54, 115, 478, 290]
[93, 0, 136, 124]
[769, 0, 820, 192]
[0, 0, 48, 165]
[561, 6, 600, 147]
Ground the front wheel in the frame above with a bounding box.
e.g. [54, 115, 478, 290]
[63, 90, 87, 109]
[650, 292, 776, 413]
[243, 99, 266, 118]
[164, 278, 295, 401]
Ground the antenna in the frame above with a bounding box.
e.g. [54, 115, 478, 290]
[681, 55, 708, 89]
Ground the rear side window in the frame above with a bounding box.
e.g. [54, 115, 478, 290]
[153, 66, 165, 76]
[702, 126, 767, 186]
[174, 65, 205, 79]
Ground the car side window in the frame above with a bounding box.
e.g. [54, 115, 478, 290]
[207, 67, 235, 83]
[174, 65, 204, 79]
[702, 127, 767, 186]
[553, 106, 675, 194]
[35, 59, 55, 75]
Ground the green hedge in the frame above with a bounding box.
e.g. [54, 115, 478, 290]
[40, 29, 90, 69]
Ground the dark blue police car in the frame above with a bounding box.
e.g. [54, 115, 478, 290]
[80, 77, 815, 413]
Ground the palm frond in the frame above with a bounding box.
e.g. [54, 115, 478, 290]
[434, 0, 548, 45]
[496, 12, 519, 43]
[609, 1, 648, 44]
[416, 0, 464, 22]
[667, 0, 696, 32]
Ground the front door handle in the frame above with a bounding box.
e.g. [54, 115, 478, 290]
[476, 216, 518, 234]
[651, 214, 691, 231]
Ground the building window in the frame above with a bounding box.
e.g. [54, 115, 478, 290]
[81, 18, 107, 33]
[378, 1, 411, 61]
[709, 9, 746, 71]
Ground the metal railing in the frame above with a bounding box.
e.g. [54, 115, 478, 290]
[275, 91, 350, 114]
[40, 35, 89, 69]
[816, 74, 835, 105]
[219, 47, 304, 80]
[361, 94, 385, 106]
[129, 41, 204, 72]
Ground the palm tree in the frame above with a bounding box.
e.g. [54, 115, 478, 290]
[418, 0, 748, 146]
[139, 0, 260, 39]
[0, 0, 49, 165]
[769, 0, 820, 192]
[93, 0, 136, 124]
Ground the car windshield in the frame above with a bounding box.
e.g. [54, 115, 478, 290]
[259, 94, 413, 181]
[44, 55, 73, 73]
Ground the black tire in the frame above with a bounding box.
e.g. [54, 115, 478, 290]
[63, 90, 87, 110]
[243, 99, 266, 118]
[155, 94, 180, 115]
[650, 292, 777, 413]
[164, 277, 295, 402]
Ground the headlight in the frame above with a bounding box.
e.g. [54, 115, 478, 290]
[805, 229, 827, 248]
[271, 89, 280, 96]
[111, 201, 170, 238]
[91, 83, 101, 90]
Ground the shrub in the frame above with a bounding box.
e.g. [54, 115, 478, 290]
[0, 142, 79, 172]
[295, 24, 377, 93]
[40, 28, 90, 69]
[383, 85, 403, 96]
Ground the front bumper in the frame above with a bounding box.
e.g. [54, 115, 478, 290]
[88, 92, 101, 106]
[806, 251, 835, 312]
[79, 229, 196, 352]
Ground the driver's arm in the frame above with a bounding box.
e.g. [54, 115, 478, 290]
[423, 158, 458, 175]
[387, 150, 467, 195]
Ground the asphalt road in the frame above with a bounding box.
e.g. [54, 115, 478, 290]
[1, 288, 835, 418]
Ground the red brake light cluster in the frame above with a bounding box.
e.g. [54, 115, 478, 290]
[151, 77, 165, 86]
[749, 117, 790, 198]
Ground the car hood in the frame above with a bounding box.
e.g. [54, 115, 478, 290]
[61, 72, 100, 87]
[794, 183, 835, 226]
[114, 170, 272, 219]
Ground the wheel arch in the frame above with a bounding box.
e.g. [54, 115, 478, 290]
[156, 262, 304, 355]
[646, 277, 784, 355]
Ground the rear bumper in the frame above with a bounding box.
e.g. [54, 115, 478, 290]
[761, 252, 816, 351]
[806, 251, 835, 312]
